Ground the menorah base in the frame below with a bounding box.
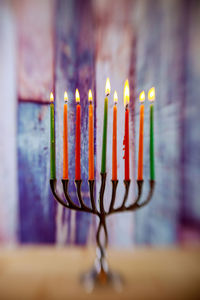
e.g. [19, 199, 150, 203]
[80, 247, 123, 292]
[80, 266, 123, 292]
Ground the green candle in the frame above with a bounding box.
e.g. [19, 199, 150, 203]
[101, 78, 110, 174]
[50, 92, 56, 179]
[150, 104, 155, 180]
[148, 87, 155, 180]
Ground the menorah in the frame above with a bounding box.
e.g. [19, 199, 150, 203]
[50, 174, 155, 289]
[49, 80, 155, 290]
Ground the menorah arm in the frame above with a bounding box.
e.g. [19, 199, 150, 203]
[109, 180, 119, 213]
[107, 180, 145, 215]
[133, 180, 155, 209]
[62, 179, 84, 210]
[88, 180, 98, 213]
[121, 180, 131, 207]
[50, 179, 91, 213]
[50, 179, 69, 209]
[125, 180, 144, 210]
[75, 180, 98, 214]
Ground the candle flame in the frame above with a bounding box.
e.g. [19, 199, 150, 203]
[88, 89, 93, 102]
[75, 89, 80, 103]
[114, 90, 118, 103]
[105, 78, 111, 96]
[139, 91, 145, 102]
[64, 91, 68, 102]
[148, 87, 155, 102]
[124, 79, 130, 107]
[50, 92, 54, 102]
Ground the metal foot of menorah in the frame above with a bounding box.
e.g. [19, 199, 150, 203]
[50, 173, 155, 291]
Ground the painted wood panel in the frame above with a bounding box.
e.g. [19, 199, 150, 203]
[18, 104, 56, 243]
[179, 0, 200, 243]
[16, 0, 54, 102]
[134, 0, 183, 244]
[54, 0, 97, 245]
[17, 0, 56, 243]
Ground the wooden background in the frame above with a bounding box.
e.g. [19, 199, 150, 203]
[0, 0, 200, 246]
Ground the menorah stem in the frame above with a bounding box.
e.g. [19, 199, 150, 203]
[95, 216, 109, 276]
[97, 172, 109, 268]
[96, 217, 108, 252]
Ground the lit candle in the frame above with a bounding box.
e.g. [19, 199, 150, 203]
[148, 87, 155, 180]
[63, 91, 68, 179]
[50, 92, 56, 179]
[123, 80, 130, 181]
[112, 91, 118, 180]
[75, 89, 81, 180]
[88, 89, 94, 180]
[101, 78, 111, 174]
[137, 91, 145, 181]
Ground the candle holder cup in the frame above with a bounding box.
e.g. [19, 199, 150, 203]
[50, 174, 155, 291]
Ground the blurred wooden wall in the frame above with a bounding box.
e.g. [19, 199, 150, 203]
[0, 0, 200, 246]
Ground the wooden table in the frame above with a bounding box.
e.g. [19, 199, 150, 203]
[0, 246, 199, 300]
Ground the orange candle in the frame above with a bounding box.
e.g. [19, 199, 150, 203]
[63, 91, 69, 179]
[137, 91, 145, 180]
[112, 91, 118, 180]
[75, 89, 81, 180]
[123, 80, 130, 181]
[88, 90, 94, 180]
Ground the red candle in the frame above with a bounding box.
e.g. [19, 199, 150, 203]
[123, 80, 130, 181]
[75, 89, 81, 180]
[137, 91, 145, 180]
[63, 91, 69, 179]
[112, 91, 118, 180]
[88, 90, 94, 180]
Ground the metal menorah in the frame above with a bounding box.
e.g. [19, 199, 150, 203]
[50, 173, 155, 289]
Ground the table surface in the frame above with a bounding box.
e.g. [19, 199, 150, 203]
[0, 246, 199, 300]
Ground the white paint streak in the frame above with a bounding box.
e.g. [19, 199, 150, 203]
[0, 0, 18, 244]
[94, 0, 135, 247]
[70, 210, 76, 244]
[56, 205, 68, 245]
